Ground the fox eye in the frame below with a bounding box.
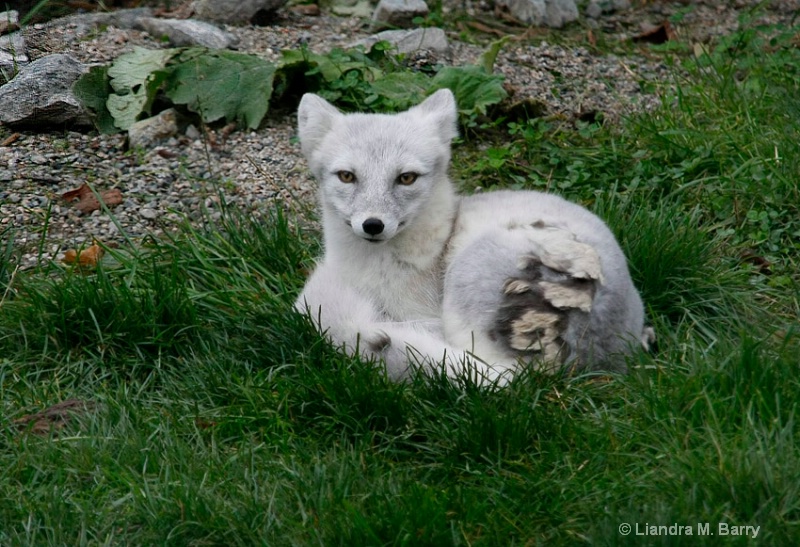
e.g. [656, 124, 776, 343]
[397, 172, 418, 185]
[337, 171, 356, 183]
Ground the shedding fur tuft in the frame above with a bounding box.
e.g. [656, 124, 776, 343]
[492, 223, 606, 367]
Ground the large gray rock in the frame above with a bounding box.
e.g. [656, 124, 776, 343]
[544, 0, 579, 27]
[0, 10, 27, 82]
[586, 0, 630, 19]
[355, 27, 448, 55]
[497, 0, 578, 28]
[371, 0, 429, 30]
[193, 0, 288, 24]
[41, 9, 237, 49]
[0, 54, 90, 127]
[135, 17, 238, 49]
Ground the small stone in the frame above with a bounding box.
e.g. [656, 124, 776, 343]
[140, 208, 158, 220]
[128, 109, 181, 149]
[185, 125, 202, 140]
[371, 0, 429, 30]
[290, 4, 321, 16]
[495, 0, 578, 28]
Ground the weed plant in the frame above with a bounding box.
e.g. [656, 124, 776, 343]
[1, 17, 799, 546]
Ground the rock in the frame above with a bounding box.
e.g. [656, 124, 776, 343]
[40, 9, 238, 48]
[371, 0, 429, 30]
[193, 0, 288, 24]
[497, 0, 578, 28]
[586, 0, 630, 19]
[134, 17, 238, 49]
[0, 10, 20, 35]
[139, 207, 159, 220]
[102, 8, 155, 29]
[544, 0, 578, 27]
[499, 0, 545, 26]
[290, 3, 321, 16]
[128, 108, 181, 149]
[355, 27, 448, 55]
[0, 11, 27, 83]
[0, 54, 90, 128]
[185, 124, 202, 140]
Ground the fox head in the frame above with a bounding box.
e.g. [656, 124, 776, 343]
[297, 89, 458, 243]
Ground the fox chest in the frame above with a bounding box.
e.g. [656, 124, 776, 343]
[338, 252, 443, 321]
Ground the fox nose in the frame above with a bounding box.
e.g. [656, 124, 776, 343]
[362, 218, 384, 236]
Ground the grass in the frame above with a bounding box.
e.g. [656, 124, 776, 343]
[2, 17, 800, 546]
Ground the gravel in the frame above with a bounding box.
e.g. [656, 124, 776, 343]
[1, 1, 796, 269]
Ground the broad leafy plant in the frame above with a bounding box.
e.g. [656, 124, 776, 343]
[74, 41, 508, 133]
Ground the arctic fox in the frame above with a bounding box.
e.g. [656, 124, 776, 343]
[295, 89, 652, 384]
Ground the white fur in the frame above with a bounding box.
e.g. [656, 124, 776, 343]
[295, 89, 650, 385]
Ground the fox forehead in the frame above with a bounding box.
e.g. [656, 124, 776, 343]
[316, 113, 448, 173]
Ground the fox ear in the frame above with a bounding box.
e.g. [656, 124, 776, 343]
[298, 93, 341, 159]
[411, 88, 459, 144]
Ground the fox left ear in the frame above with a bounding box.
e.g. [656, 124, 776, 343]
[298, 93, 342, 160]
[411, 88, 459, 144]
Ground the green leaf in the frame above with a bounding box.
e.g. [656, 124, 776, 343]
[107, 47, 175, 93]
[280, 47, 381, 84]
[165, 49, 276, 129]
[479, 36, 511, 74]
[431, 66, 507, 116]
[107, 70, 169, 131]
[72, 65, 117, 134]
[368, 72, 431, 110]
[106, 47, 176, 130]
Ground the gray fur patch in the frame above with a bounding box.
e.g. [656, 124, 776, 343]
[492, 249, 600, 368]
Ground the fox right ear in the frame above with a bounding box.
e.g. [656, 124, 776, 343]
[297, 94, 342, 159]
[410, 88, 458, 144]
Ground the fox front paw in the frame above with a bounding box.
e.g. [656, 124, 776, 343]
[364, 330, 392, 353]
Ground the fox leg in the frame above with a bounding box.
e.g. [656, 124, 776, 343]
[296, 263, 509, 384]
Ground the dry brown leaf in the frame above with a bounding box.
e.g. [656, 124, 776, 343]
[156, 148, 178, 159]
[587, 29, 597, 48]
[195, 418, 218, 430]
[466, 20, 507, 38]
[1, 132, 21, 146]
[63, 244, 105, 267]
[62, 183, 123, 214]
[14, 399, 97, 435]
